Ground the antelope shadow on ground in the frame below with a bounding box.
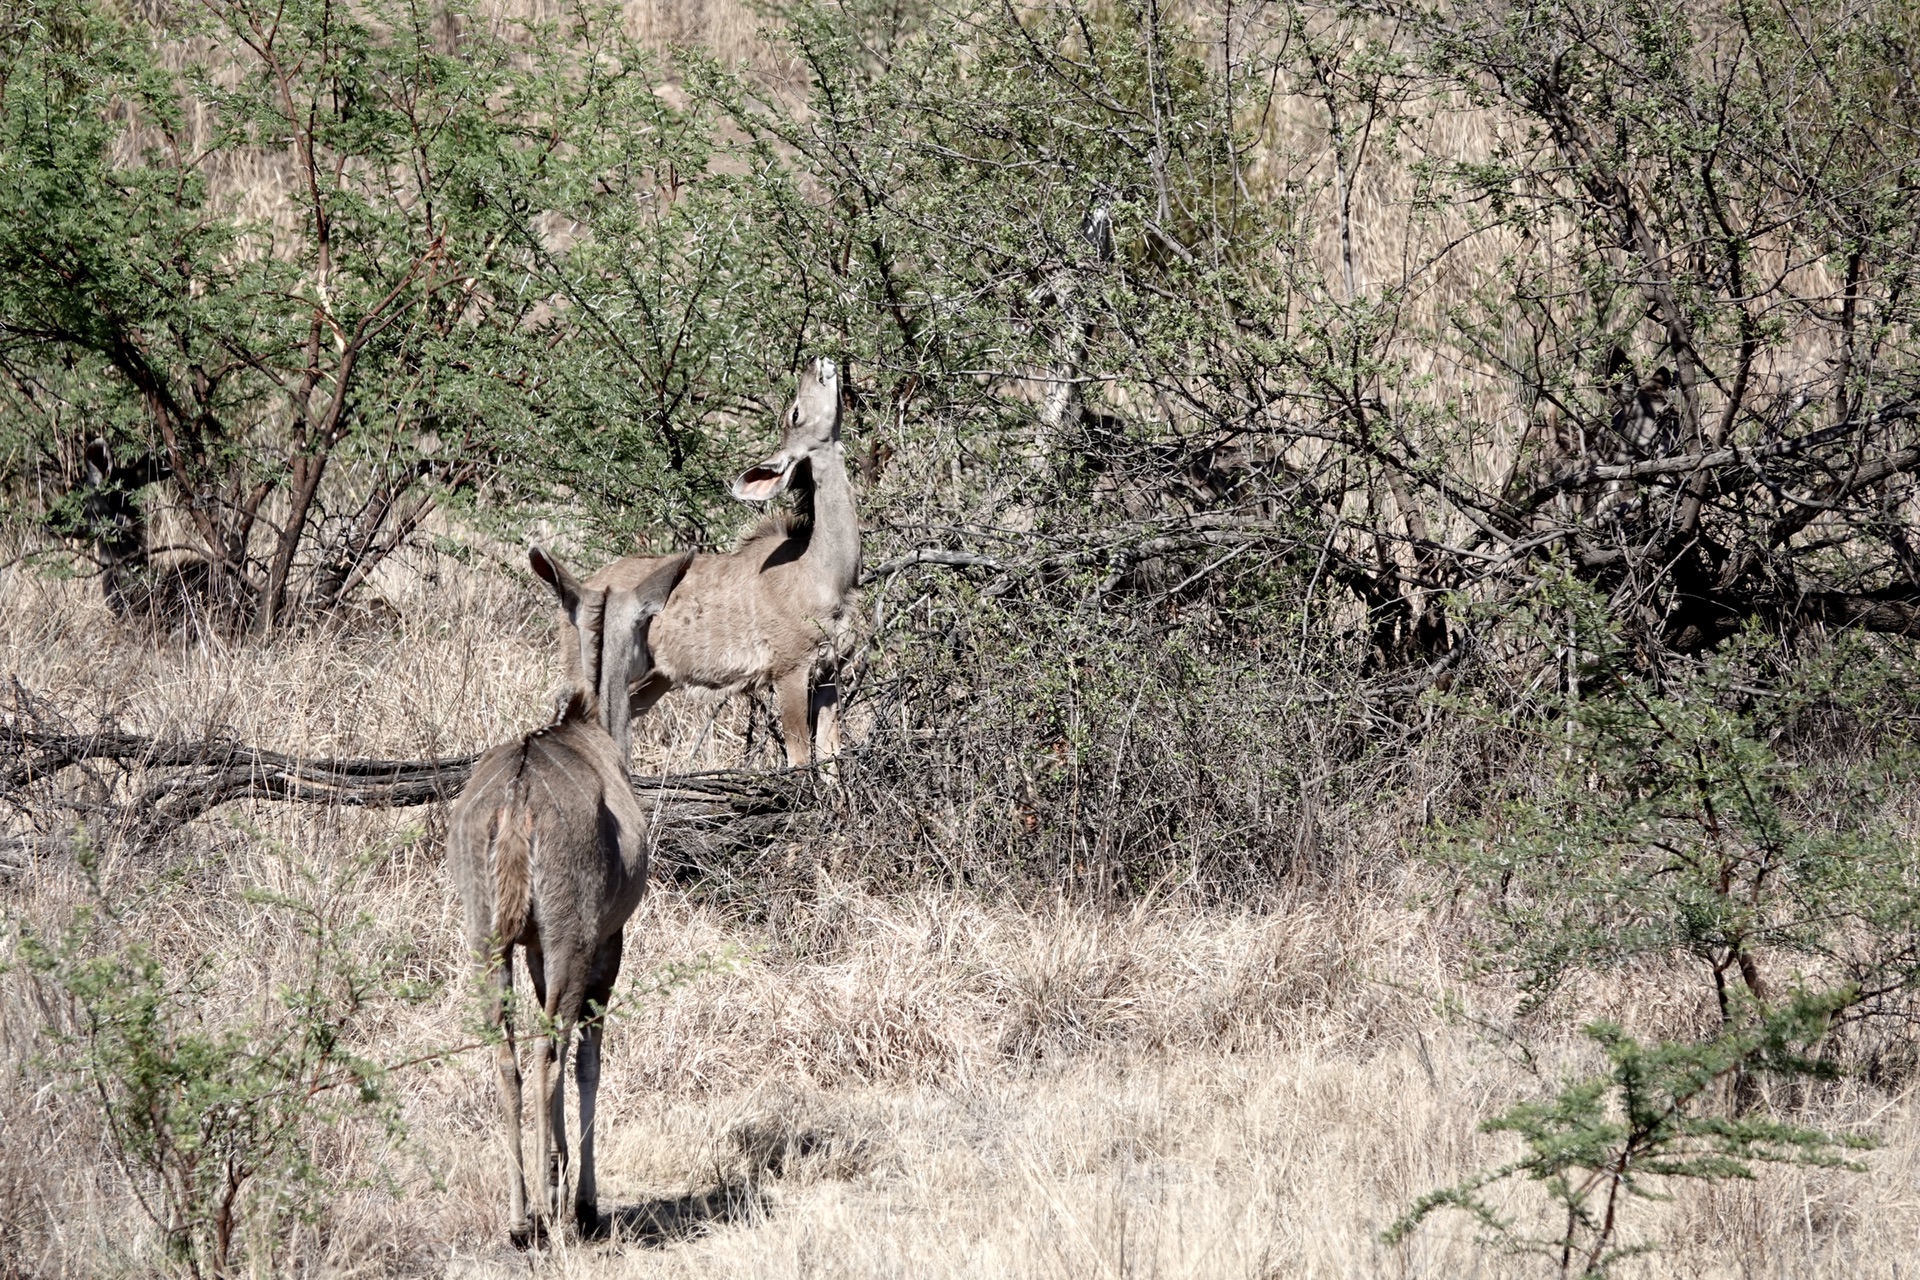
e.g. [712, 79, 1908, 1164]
[604, 1181, 769, 1248]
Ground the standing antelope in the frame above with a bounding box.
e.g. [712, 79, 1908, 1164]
[568, 357, 859, 767]
[449, 545, 691, 1244]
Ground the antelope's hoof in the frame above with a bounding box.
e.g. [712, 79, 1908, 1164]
[508, 1218, 546, 1250]
[576, 1202, 606, 1239]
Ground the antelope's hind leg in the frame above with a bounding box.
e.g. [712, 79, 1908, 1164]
[485, 948, 532, 1247]
[573, 931, 625, 1237]
[528, 946, 587, 1232]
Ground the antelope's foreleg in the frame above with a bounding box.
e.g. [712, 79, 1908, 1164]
[810, 671, 841, 769]
[774, 666, 814, 768]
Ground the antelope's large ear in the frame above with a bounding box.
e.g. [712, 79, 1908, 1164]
[633, 551, 694, 619]
[605, 553, 693, 700]
[529, 543, 586, 622]
[532, 545, 606, 696]
[732, 455, 794, 502]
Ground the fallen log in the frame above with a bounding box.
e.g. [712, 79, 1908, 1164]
[1, 687, 813, 859]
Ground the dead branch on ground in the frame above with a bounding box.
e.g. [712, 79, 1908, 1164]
[0, 683, 813, 877]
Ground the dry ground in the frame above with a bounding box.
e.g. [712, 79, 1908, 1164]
[3, 556, 1918, 1278]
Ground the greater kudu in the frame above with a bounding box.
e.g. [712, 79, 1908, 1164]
[448, 545, 691, 1243]
[568, 357, 859, 767]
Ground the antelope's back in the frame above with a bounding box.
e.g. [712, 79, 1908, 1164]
[458, 721, 652, 949]
[535, 721, 652, 948]
[583, 552, 773, 690]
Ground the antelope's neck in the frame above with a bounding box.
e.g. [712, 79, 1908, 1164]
[801, 444, 861, 598]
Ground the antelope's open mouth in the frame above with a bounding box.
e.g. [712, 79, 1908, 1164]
[732, 456, 793, 501]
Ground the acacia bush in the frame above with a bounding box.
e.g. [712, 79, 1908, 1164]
[1390, 586, 1920, 1273]
[12, 839, 433, 1277]
[3, 0, 1916, 609]
[0, 0, 761, 627]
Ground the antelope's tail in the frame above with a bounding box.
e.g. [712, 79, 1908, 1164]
[487, 788, 535, 949]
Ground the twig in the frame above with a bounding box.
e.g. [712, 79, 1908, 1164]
[863, 548, 1006, 580]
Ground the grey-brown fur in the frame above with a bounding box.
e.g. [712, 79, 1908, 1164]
[448, 545, 690, 1243]
[569, 357, 859, 767]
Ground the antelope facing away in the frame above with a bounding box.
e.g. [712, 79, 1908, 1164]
[448, 545, 691, 1243]
[568, 357, 859, 767]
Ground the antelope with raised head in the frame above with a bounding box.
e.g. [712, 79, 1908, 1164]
[448, 545, 691, 1244]
[569, 357, 859, 767]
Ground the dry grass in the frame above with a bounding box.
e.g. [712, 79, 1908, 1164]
[3, 555, 1918, 1278]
